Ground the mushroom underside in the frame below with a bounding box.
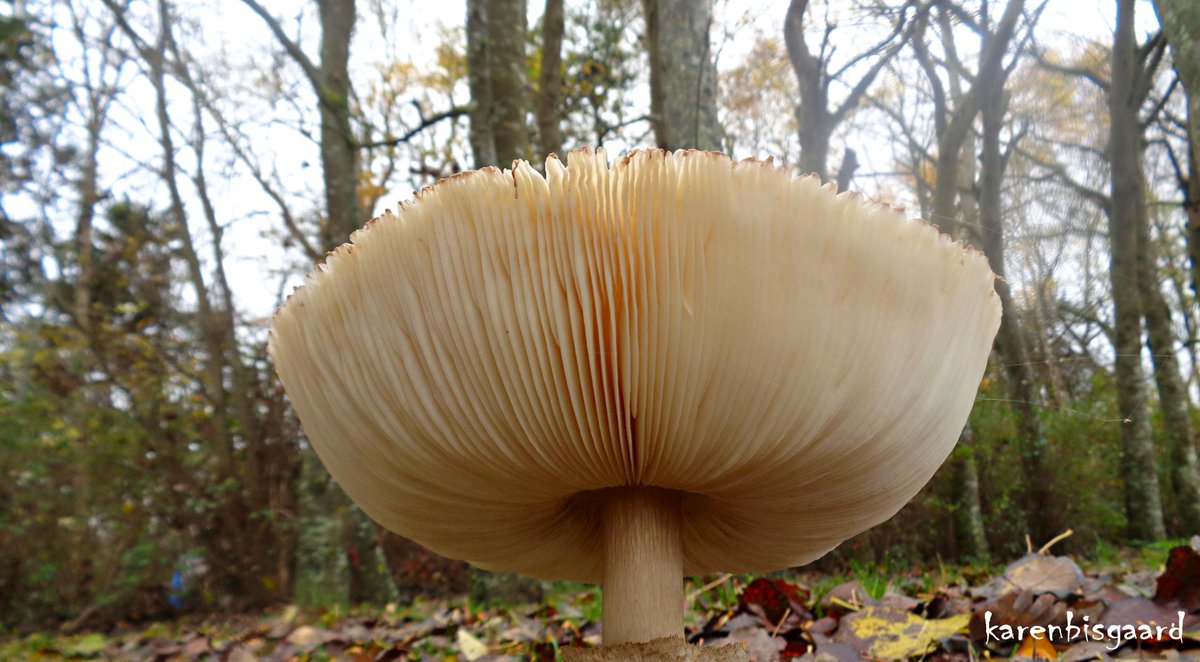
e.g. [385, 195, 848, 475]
[270, 147, 1000, 586]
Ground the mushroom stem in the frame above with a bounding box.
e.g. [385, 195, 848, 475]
[601, 487, 684, 645]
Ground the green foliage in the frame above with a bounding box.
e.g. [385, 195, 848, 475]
[847, 560, 891, 601]
[0, 200, 300, 628]
[559, 0, 644, 146]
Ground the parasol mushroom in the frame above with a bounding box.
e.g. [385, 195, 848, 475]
[269, 148, 1001, 658]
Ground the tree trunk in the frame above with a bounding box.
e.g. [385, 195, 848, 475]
[948, 100, 990, 560]
[782, 0, 832, 180]
[488, 0, 529, 164]
[240, 0, 361, 247]
[977, 82, 1061, 543]
[834, 148, 858, 192]
[72, 113, 100, 333]
[1029, 276, 1070, 407]
[783, 0, 906, 184]
[952, 425, 990, 560]
[467, 0, 530, 167]
[1153, 0, 1200, 300]
[242, 0, 389, 604]
[466, 0, 496, 168]
[1153, 3, 1200, 528]
[913, 0, 1025, 553]
[1109, 0, 1166, 541]
[316, 0, 360, 249]
[642, 0, 721, 151]
[536, 0, 564, 160]
[928, 0, 1024, 239]
[1136, 197, 1200, 533]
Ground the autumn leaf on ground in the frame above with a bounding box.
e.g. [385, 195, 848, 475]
[1099, 596, 1200, 646]
[834, 604, 970, 659]
[737, 577, 812, 629]
[968, 589, 1068, 648]
[1012, 632, 1059, 659]
[996, 553, 1085, 598]
[1154, 545, 1200, 612]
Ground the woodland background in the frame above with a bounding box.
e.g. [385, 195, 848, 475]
[1, 0, 1199, 632]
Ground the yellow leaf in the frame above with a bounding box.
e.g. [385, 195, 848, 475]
[844, 606, 970, 659]
[1015, 633, 1059, 659]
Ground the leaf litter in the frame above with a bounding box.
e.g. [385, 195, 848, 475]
[3, 541, 1199, 661]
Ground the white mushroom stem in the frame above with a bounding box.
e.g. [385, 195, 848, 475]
[601, 487, 684, 645]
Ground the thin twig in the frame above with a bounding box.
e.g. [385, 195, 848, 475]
[1037, 529, 1074, 554]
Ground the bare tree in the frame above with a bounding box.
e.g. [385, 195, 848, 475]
[903, 0, 1029, 554]
[100, 0, 305, 604]
[241, 0, 361, 251]
[976, 72, 1066, 545]
[915, 0, 1025, 238]
[65, 3, 123, 336]
[783, 0, 915, 185]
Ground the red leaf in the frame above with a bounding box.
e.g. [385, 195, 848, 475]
[738, 578, 811, 626]
[1153, 546, 1200, 611]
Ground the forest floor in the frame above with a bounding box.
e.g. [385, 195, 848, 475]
[3, 539, 1199, 661]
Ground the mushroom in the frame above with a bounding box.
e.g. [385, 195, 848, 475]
[269, 148, 1001, 657]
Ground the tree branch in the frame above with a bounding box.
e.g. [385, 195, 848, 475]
[239, 0, 322, 90]
[358, 106, 469, 149]
[1030, 42, 1109, 93]
[1016, 144, 1111, 212]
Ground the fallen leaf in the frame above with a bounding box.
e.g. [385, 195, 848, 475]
[820, 581, 877, 613]
[916, 592, 971, 619]
[1154, 545, 1200, 611]
[181, 636, 209, 658]
[738, 577, 811, 627]
[226, 646, 259, 662]
[287, 624, 328, 650]
[725, 625, 785, 660]
[1000, 554, 1085, 598]
[67, 632, 106, 657]
[806, 616, 838, 645]
[803, 641, 860, 661]
[835, 604, 969, 659]
[1012, 632, 1058, 659]
[969, 589, 1068, 646]
[1099, 596, 1197, 643]
[456, 627, 488, 661]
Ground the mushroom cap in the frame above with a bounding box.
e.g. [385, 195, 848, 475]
[269, 148, 1001, 583]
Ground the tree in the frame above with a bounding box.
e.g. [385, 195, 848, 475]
[241, 0, 362, 251]
[466, 0, 531, 167]
[536, 0, 565, 159]
[902, 0, 1034, 553]
[721, 35, 798, 163]
[642, 0, 721, 150]
[1154, 0, 1200, 299]
[560, 0, 648, 148]
[783, 0, 915, 185]
[101, 0, 307, 607]
[915, 0, 1025, 238]
[975, 66, 1066, 546]
[1151, 0, 1200, 534]
[1108, 0, 1166, 540]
